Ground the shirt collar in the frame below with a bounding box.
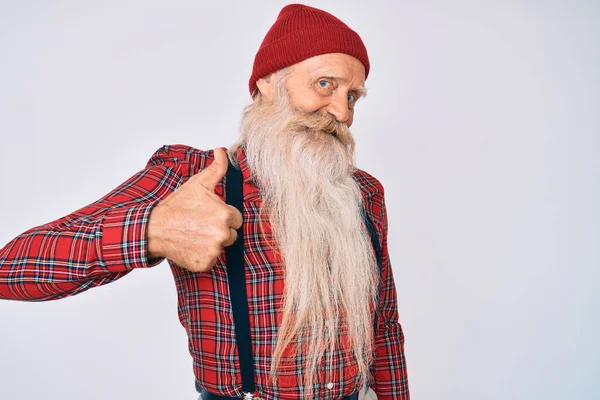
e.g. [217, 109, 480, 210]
[235, 144, 260, 191]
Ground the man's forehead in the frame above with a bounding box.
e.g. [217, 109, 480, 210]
[295, 55, 366, 86]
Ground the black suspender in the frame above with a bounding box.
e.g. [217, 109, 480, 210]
[215, 157, 382, 399]
[224, 157, 256, 396]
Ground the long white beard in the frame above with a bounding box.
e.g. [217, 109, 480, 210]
[227, 71, 379, 398]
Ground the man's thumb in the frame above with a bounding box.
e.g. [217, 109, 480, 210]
[197, 147, 228, 190]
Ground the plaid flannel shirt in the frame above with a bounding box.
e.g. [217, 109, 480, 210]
[0, 144, 409, 399]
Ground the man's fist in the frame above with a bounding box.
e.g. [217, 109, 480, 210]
[146, 148, 243, 273]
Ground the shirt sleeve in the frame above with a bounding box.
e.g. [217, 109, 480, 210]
[0, 144, 193, 302]
[368, 188, 411, 399]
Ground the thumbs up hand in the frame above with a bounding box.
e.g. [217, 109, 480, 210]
[146, 148, 243, 273]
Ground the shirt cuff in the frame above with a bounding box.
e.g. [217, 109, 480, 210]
[101, 202, 165, 272]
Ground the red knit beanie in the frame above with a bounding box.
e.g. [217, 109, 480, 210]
[248, 3, 370, 97]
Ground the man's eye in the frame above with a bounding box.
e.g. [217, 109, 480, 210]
[347, 94, 356, 103]
[318, 80, 330, 88]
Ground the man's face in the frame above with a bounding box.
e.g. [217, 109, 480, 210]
[259, 52, 367, 128]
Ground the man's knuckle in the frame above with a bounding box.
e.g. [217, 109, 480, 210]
[224, 207, 238, 222]
[214, 228, 229, 243]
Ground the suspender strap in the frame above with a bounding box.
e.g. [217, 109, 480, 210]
[220, 157, 382, 399]
[361, 205, 383, 338]
[225, 158, 256, 395]
[360, 205, 383, 393]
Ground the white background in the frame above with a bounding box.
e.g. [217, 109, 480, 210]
[0, 0, 598, 399]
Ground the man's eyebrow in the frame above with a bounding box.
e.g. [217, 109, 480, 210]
[352, 85, 368, 98]
[318, 73, 368, 97]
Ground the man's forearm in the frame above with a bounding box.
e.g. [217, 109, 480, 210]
[0, 146, 192, 301]
[0, 202, 162, 301]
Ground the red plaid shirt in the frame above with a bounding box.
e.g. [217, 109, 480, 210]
[0, 144, 409, 399]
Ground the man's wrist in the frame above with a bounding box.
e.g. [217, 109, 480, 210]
[147, 204, 165, 259]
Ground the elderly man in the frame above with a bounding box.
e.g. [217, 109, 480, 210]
[0, 4, 409, 400]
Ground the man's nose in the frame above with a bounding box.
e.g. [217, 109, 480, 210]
[326, 98, 351, 124]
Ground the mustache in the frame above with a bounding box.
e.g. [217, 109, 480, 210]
[281, 108, 350, 140]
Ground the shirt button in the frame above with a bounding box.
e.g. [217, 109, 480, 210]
[326, 382, 334, 389]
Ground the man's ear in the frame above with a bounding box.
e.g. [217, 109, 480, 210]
[256, 73, 275, 101]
